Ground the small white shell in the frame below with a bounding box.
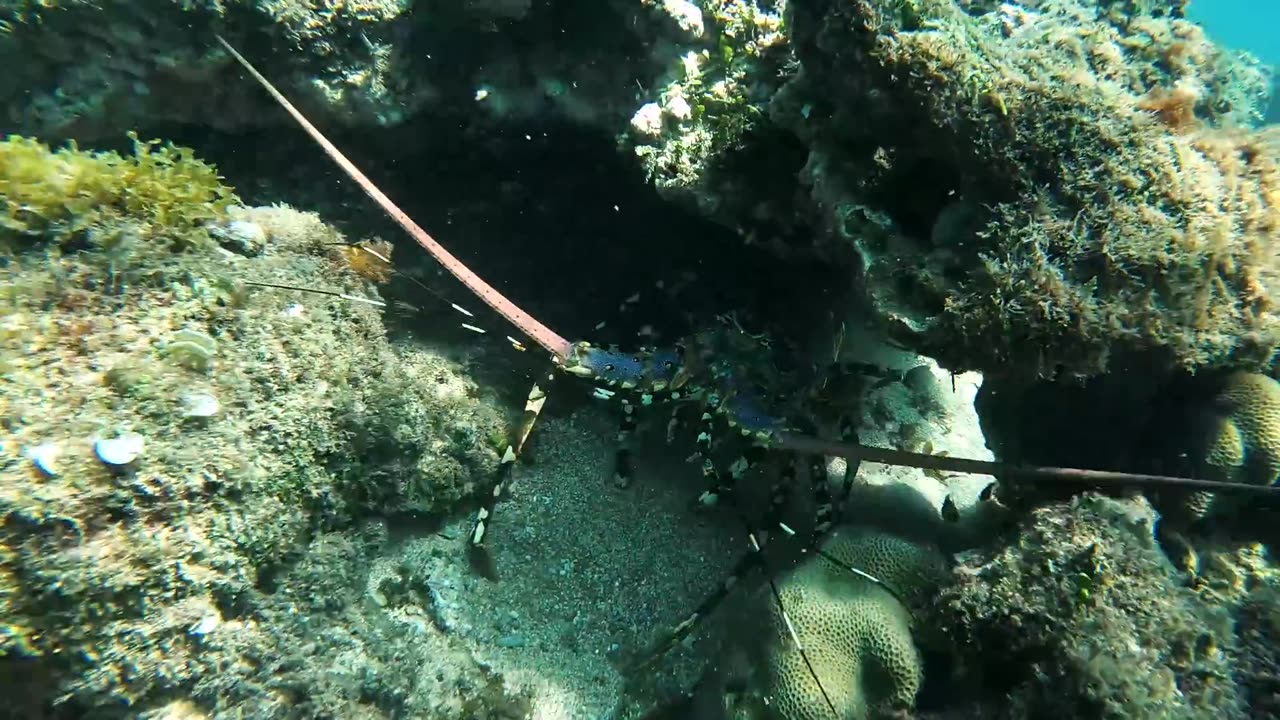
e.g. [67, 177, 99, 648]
[180, 391, 221, 419]
[94, 433, 145, 467]
[25, 442, 61, 477]
[211, 218, 266, 256]
[189, 614, 220, 636]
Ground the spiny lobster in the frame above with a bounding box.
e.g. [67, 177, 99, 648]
[214, 34, 1280, 717]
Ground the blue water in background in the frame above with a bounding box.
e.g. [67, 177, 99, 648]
[1186, 1, 1279, 122]
[1186, 1, 1279, 66]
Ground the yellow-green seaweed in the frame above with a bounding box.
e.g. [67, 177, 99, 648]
[0, 132, 238, 250]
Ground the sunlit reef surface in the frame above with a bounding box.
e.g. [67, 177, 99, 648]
[2, 1, 1279, 719]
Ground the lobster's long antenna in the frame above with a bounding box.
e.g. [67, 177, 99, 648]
[775, 432, 1280, 496]
[213, 37, 1270, 502]
[214, 34, 573, 361]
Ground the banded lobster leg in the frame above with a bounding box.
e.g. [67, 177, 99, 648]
[639, 416, 853, 718]
[466, 296, 701, 567]
[599, 273, 705, 489]
[629, 391, 863, 673]
[467, 366, 556, 578]
[624, 329, 889, 671]
[471, 276, 707, 558]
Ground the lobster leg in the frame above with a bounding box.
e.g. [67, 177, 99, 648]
[468, 368, 555, 579]
[629, 359, 867, 674]
[790, 416, 843, 537]
[614, 397, 639, 488]
[628, 546, 762, 671]
[631, 408, 810, 664]
[630, 444, 839, 719]
[692, 392, 728, 507]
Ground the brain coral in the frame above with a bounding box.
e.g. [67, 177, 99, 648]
[705, 526, 949, 720]
[1201, 372, 1280, 487]
[1178, 372, 1280, 522]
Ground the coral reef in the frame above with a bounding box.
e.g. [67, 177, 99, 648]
[969, 365, 1280, 529]
[774, 0, 1278, 380]
[835, 350, 1008, 553]
[614, 0, 1280, 380]
[1234, 578, 1280, 716]
[939, 493, 1245, 718]
[626, 0, 796, 222]
[12, 0, 1275, 384]
[149, 524, 533, 719]
[0, 138, 509, 714]
[8, 2, 1280, 718]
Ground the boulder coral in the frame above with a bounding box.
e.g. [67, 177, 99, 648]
[1198, 372, 1280, 489]
[1178, 371, 1280, 523]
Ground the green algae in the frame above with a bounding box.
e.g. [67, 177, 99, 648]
[0, 132, 238, 251]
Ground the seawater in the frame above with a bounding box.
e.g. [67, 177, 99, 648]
[1187, 1, 1279, 66]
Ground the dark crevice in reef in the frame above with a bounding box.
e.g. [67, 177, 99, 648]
[138, 113, 847, 383]
[0, 657, 82, 720]
[976, 366, 1280, 525]
[402, 0, 653, 107]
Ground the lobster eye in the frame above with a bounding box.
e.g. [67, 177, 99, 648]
[604, 363, 615, 372]
[664, 361, 674, 369]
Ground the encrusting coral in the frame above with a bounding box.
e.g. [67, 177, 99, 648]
[0, 137, 514, 715]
